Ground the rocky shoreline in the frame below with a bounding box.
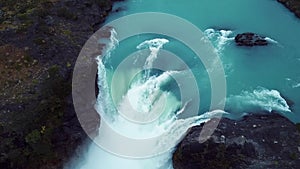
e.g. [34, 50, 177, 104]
[278, 0, 300, 18]
[173, 113, 300, 169]
[0, 0, 123, 168]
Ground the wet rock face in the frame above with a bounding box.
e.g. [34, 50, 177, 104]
[173, 113, 300, 169]
[235, 33, 268, 46]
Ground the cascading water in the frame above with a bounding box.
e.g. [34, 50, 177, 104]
[68, 27, 295, 169]
[68, 0, 300, 168]
[74, 30, 226, 169]
[67, 26, 295, 169]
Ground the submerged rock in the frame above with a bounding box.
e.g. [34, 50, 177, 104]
[173, 113, 300, 169]
[235, 33, 268, 46]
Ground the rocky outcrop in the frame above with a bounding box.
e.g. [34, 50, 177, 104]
[235, 33, 268, 46]
[0, 0, 123, 169]
[278, 0, 300, 18]
[173, 113, 300, 169]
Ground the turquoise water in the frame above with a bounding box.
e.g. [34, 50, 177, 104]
[108, 0, 300, 122]
[69, 0, 300, 169]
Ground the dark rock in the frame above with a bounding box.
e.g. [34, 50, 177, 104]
[96, 72, 99, 97]
[278, 0, 300, 19]
[173, 113, 300, 169]
[235, 33, 268, 46]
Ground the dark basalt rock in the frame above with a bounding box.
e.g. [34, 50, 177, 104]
[235, 33, 268, 46]
[173, 113, 300, 169]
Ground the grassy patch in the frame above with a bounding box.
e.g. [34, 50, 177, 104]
[0, 61, 72, 168]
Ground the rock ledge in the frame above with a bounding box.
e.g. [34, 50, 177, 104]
[173, 113, 300, 169]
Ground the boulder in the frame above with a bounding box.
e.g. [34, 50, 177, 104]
[173, 113, 300, 169]
[235, 33, 268, 46]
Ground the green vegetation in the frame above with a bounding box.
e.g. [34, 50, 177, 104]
[0, 64, 71, 168]
[0, 0, 117, 168]
[0, 0, 38, 31]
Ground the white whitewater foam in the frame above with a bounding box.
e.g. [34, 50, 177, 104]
[75, 37, 228, 169]
[98, 28, 119, 61]
[204, 28, 234, 52]
[137, 38, 169, 70]
[292, 83, 300, 88]
[264, 37, 279, 44]
[204, 28, 234, 76]
[78, 110, 226, 169]
[118, 71, 182, 124]
[226, 87, 291, 118]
